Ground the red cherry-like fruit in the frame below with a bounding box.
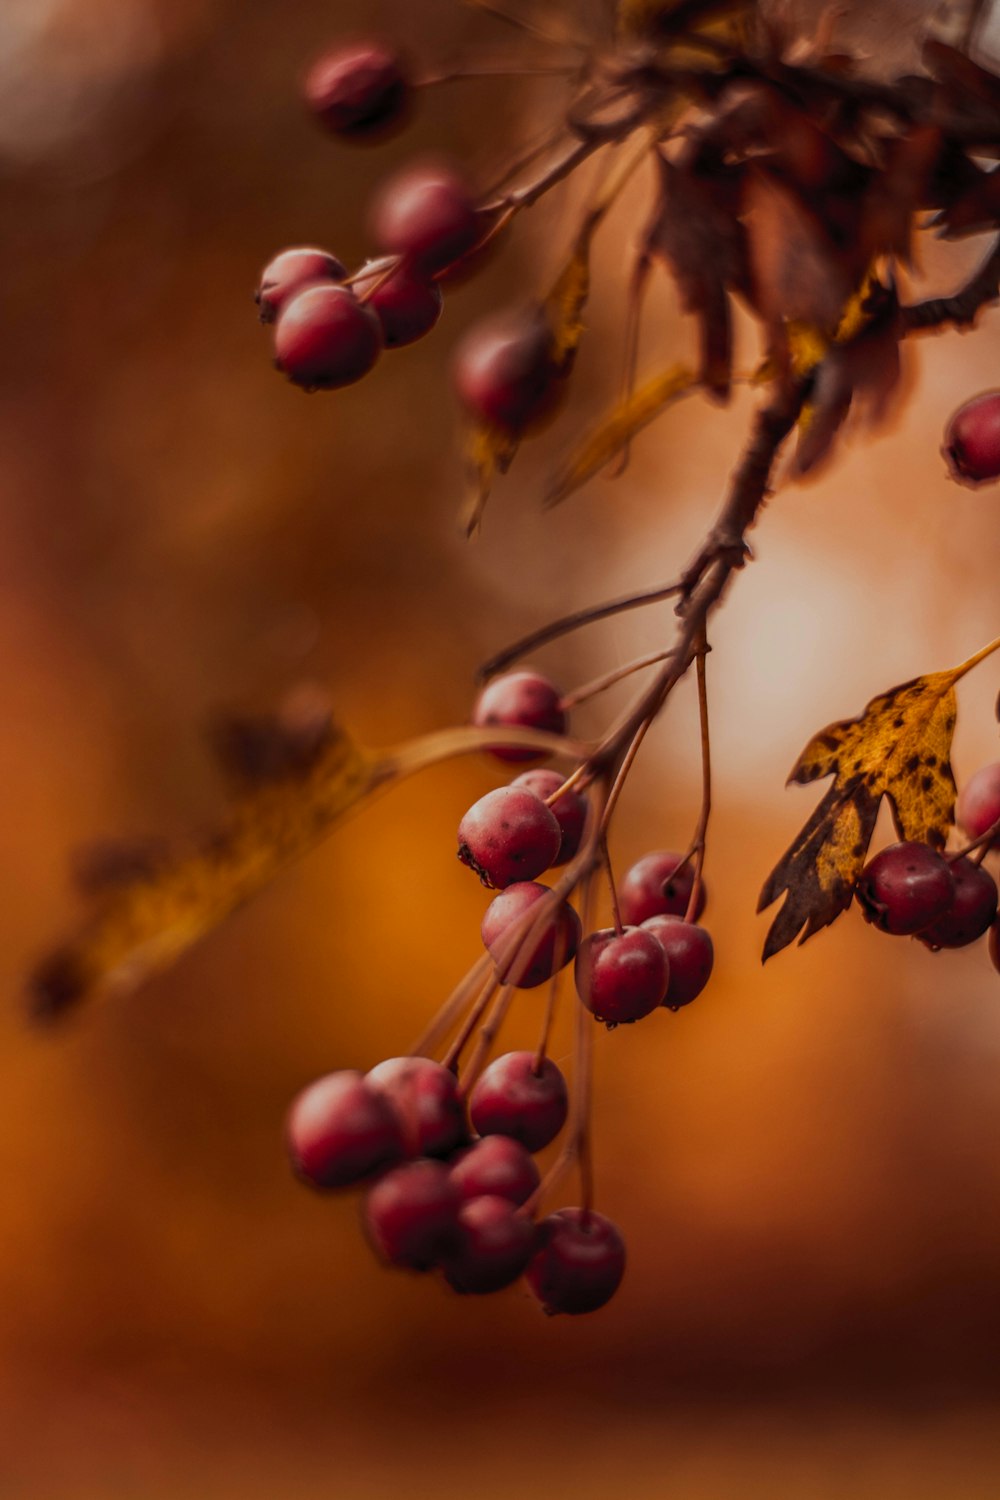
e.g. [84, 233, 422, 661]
[363, 1159, 461, 1270]
[274, 284, 382, 390]
[352, 259, 443, 348]
[256, 248, 346, 324]
[286, 1070, 405, 1189]
[443, 1195, 539, 1294]
[469, 1051, 568, 1153]
[525, 1207, 626, 1315]
[918, 858, 998, 950]
[640, 915, 714, 1008]
[575, 927, 669, 1026]
[511, 769, 587, 863]
[619, 851, 706, 925]
[481, 881, 581, 988]
[957, 762, 1000, 847]
[453, 310, 560, 433]
[303, 40, 410, 140]
[856, 841, 956, 936]
[472, 671, 566, 764]
[457, 785, 561, 889]
[370, 161, 481, 273]
[943, 391, 1000, 486]
[366, 1056, 468, 1158]
[449, 1135, 540, 1206]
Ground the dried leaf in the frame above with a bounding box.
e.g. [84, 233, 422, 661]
[743, 165, 855, 336]
[459, 422, 519, 538]
[758, 663, 972, 960]
[545, 363, 699, 506]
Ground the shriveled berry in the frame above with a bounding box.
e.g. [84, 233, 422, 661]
[286, 1070, 404, 1189]
[274, 284, 382, 390]
[619, 851, 706, 925]
[453, 310, 560, 433]
[469, 1052, 568, 1153]
[526, 1207, 626, 1316]
[472, 671, 566, 764]
[511, 770, 586, 863]
[640, 915, 713, 1008]
[256, 248, 346, 324]
[449, 1135, 540, 1206]
[363, 1159, 461, 1270]
[352, 259, 443, 347]
[481, 881, 581, 988]
[575, 927, 668, 1026]
[370, 161, 481, 273]
[366, 1056, 468, 1158]
[443, 1195, 538, 1294]
[856, 841, 956, 936]
[943, 390, 1000, 486]
[458, 785, 561, 889]
[957, 762, 1000, 847]
[303, 40, 410, 139]
[918, 858, 998, 949]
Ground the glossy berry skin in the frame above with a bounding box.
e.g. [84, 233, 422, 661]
[453, 311, 559, 433]
[457, 786, 561, 889]
[351, 260, 443, 348]
[366, 1057, 468, 1158]
[957, 762, 1000, 847]
[443, 1195, 538, 1295]
[274, 285, 382, 390]
[525, 1207, 626, 1316]
[472, 671, 566, 764]
[511, 769, 587, 863]
[918, 858, 998, 950]
[481, 881, 581, 988]
[575, 927, 668, 1026]
[286, 1070, 405, 1189]
[303, 40, 410, 139]
[469, 1052, 568, 1153]
[363, 1160, 462, 1271]
[370, 163, 481, 273]
[449, 1135, 540, 1206]
[640, 915, 714, 1009]
[256, 248, 346, 324]
[943, 391, 1000, 486]
[856, 841, 956, 936]
[619, 851, 706, 925]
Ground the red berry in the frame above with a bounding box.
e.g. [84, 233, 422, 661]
[352, 259, 443, 347]
[619, 851, 706, 925]
[511, 769, 587, 863]
[957, 762, 1000, 847]
[363, 1159, 461, 1270]
[481, 881, 581, 988]
[856, 841, 956, 936]
[274, 284, 382, 390]
[457, 786, 561, 889]
[443, 1195, 539, 1295]
[370, 161, 481, 273]
[453, 311, 560, 433]
[640, 915, 714, 1008]
[303, 40, 410, 139]
[943, 390, 1000, 486]
[469, 1052, 568, 1153]
[472, 671, 566, 764]
[449, 1135, 540, 1206]
[575, 927, 668, 1026]
[525, 1207, 626, 1316]
[989, 921, 999, 974]
[366, 1056, 468, 1158]
[256, 247, 346, 323]
[286, 1070, 405, 1189]
[918, 858, 998, 950]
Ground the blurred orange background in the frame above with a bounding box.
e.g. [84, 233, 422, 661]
[3, 1, 1000, 1495]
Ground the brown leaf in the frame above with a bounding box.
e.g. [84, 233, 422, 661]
[743, 165, 855, 337]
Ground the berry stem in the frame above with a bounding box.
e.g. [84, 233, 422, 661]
[464, 0, 591, 52]
[683, 629, 712, 924]
[441, 968, 501, 1072]
[459, 982, 517, 1093]
[560, 647, 674, 711]
[417, 64, 581, 84]
[408, 951, 494, 1059]
[602, 836, 624, 937]
[477, 579, 682, 680]
[949, 814, 1000, 865]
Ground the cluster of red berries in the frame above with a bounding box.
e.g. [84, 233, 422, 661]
[856, 761, 1000, 963]
[286, 1056, 624, 1313]
[255, 38, 565, 432]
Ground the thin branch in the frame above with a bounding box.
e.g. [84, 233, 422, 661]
[901, 236, 1000, 334]
[477, 580, 682, 681]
